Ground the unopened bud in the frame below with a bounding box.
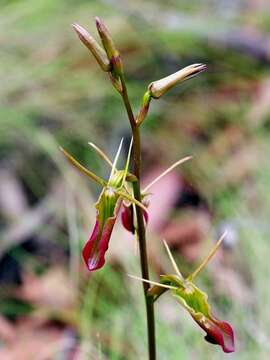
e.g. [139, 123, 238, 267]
[95, 17, 118, 60]
[148, 63, 207, 99]
[95, 17, 123, 76]
[72, 23, 111, 72]
[136, 91, 151, 126]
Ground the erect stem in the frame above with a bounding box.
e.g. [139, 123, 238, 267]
[119, 74, 156, 360]
[120, 75, 136, 130]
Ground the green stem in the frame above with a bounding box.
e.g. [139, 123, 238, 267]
[120, 76, 136, 130]
[120, 75, 156, 360]
[133, 177, 156, 360]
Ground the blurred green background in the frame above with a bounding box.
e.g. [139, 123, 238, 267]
[1, 0, 270, 359]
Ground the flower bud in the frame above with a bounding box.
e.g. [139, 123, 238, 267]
[136, 91, 151, 126]
[72, 23, 111, 72]
[95, 17, 118, 60]
[148, 63, 207, 99]
[95, 17, 123, 76]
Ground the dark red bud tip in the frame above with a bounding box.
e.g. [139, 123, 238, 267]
[95, 16, 106, 33]
[95, 16, 118, 61]
[95, 16, 101, 27]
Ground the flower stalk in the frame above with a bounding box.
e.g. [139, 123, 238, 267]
[118, 70, 157, 359]
[65, 15, 234, 359]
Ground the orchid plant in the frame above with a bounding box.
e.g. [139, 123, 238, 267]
[61, 17, 235, 359]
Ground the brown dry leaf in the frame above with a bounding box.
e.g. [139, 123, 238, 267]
[248, 78, 270, 128]
[0, 315, 16, 342]
[0, 169, 28, 223]
[142, 166, 183, 232]
[161, 210, 211, 262]
[0, 321, 65, 360]
[17, 267, 76, 310]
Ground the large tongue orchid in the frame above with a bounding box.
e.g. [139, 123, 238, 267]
[60, 139, 146, 271]
[129, 233, 235, 353]
[61, 139, 191, 270]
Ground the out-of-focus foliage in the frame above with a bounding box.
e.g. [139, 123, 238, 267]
[1, 0, 270, 358]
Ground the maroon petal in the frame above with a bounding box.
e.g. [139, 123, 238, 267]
[121, 204, 135, 234]
[194, 315, 235, 353]
[121, 203, 149, 234]
[82, 201, 122, 271]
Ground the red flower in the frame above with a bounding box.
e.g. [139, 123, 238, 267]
[82, 185, 123, 271]
[60, 139, 147, 272]
[134, 236, 235, 353]
[82, 166, 146, 271]
[61, 142, 191, 272]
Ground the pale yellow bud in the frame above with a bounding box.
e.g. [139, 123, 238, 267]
[148, 63, 206, 99]
[72, 23, 111, 72]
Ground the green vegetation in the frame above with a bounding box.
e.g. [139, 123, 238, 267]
[1, 0, 270, 358]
